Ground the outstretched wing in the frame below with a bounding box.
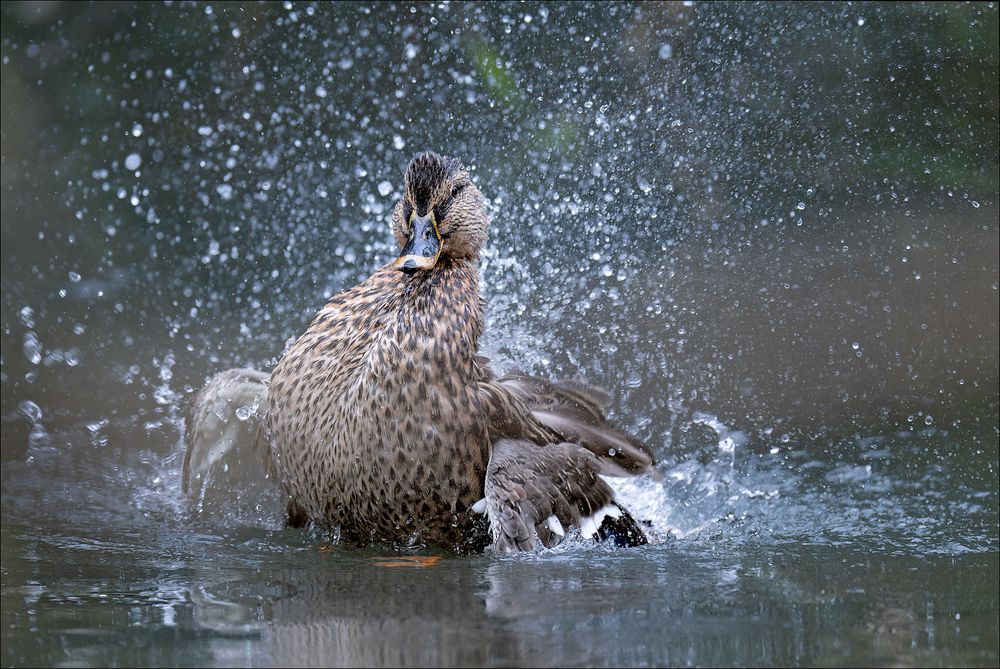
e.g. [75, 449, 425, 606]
[182, 367, 272, 501]
[479, 366, 656, 477]
[482, 439, 649, 552]
[483, 439, 629, 552]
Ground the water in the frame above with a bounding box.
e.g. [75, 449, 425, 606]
[2, 3, 998, 667]
[2, 424, 998, 667]
[2, 529, 996, 667]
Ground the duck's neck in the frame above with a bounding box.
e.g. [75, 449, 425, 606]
[398, 256, 484, 360]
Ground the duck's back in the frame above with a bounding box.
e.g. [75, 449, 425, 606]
[265, 261, 490, 546]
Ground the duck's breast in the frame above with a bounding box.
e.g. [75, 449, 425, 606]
[267, 264, 489, 538]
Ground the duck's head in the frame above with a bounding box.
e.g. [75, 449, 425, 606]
[391, 152, 487, 274]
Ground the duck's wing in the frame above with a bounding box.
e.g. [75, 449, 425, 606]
[182, 367, 273, 501]
[482, 439, 648, 552]
[480, 368, 656, 477]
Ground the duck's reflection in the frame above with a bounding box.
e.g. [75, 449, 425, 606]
[184, 549, 741, 667]
[187, 550, 657, 666]
[194, 553, 514, 667]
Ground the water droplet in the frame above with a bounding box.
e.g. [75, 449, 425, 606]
[22, 332, 41, 365]
[315, 85, 327, 98]
[19, 400, 42, 423]
[658, 43, 673, 60]
[378, 181, 393, 197]
[124, 153, 142, 171]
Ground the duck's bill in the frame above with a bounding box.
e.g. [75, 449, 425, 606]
[395, 213, 441, 274]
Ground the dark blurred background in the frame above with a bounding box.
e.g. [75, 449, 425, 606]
[2, 1, 997, 460]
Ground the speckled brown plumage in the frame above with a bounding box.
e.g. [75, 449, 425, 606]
[266, 257, 494, 548]
[192, 152, 657, 552]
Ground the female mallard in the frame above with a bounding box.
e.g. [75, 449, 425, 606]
[184, 152, 656, 552]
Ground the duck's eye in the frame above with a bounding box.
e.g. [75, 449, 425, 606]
[450, 184, 466, 199]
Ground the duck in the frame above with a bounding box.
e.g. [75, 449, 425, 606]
[183, 152, 657, 552]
